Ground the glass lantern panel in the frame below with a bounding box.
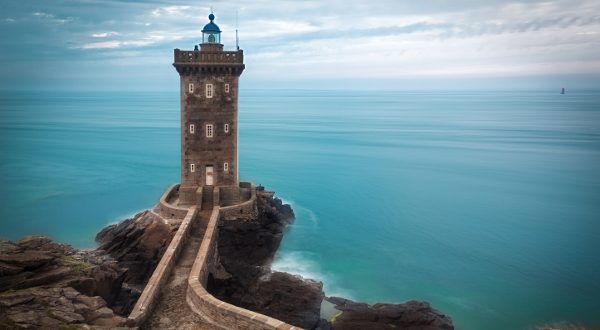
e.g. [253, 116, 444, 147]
[203, 32, 221, 44]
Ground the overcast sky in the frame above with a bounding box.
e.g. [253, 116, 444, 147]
[1, 0, 599, 90]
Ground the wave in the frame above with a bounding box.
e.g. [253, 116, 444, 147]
[280, 198, 319, 226]
[271, 250, 354, 299]
[104, 208, 145, 226]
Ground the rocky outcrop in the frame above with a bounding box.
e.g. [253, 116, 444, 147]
[208, 192, 325, 329]
[1, 188, 455, 330]
[208, 191, 454, 330]
[0, 211, 179, 329]
[0, 236, 127, 328]
[322, 297, 454, 330]
[96, 210, 176, 286]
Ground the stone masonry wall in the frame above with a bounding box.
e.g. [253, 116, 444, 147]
[127, 183, 297, 329]
[127, 204, 198, 326]
[186, 202, 299, 330]
[155, 184, 190, 219]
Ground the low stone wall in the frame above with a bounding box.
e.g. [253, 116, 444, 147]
[219, 185, 240, 206]
[219, 183, 257, 221]
[127, 205, 197, 326]
[155, 184, 189, 219]
[186, 194, 299, 330]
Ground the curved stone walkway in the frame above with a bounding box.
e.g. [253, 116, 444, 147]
[143, 211, 217, 330]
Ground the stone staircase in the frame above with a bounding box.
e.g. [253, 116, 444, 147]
[201, 186, 213, 211]
[143, 212, 213, 329]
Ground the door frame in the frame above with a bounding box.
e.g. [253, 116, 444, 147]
[205, 165, 214, 186]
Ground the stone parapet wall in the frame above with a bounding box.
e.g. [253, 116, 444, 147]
[186, 203, 299, 330]
[218, 185, 240, 206]
[219, 183, 257, 221]
[156, 184, 190, 219]
[126, 183, 296, 329]
[174, 49, 244, 65]
[127, 205, 197, 326]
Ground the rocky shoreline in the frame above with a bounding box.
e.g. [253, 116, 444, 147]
[208, 190, 454, 330]
[0, 191, 454, 329]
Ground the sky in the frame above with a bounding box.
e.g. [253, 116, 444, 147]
[0, 0, 599, 91]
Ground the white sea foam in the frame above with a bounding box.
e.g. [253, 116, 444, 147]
[272, 251, 354, 299]
[286, 200, 319, 226]
[302, 207, 319, 225]
[279, 197, 294, 207]
[105, 209, 144, 226]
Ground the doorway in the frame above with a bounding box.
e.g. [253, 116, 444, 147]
[205, 166, 214, 185]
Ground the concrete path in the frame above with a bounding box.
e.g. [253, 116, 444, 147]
[143, 211, 216, 330]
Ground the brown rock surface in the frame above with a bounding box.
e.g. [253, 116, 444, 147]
[0, 237, 127, 329]
[208, 192, 325, 329]
[96, 210, 176, 285]
[324, 296, 454, 330]
[1, 188, 456, 330]
[0, 211, 179, 329]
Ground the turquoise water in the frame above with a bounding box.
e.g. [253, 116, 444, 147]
[1, 90, 599, 329]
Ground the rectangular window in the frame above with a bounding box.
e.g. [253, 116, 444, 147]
[190, 163, 195, 172]
[224, 162, 229, 172]
[224, 123, 229, 133]
[189, 124, 195, 134]
[206, 124, 213, 138]
[188, 83, 194, 93]
[206, 84, 213, 98]
[225, 84, 230, 93]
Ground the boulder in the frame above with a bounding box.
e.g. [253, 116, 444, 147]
[325, 297, 454, 330]
[96, 210, 175, 285]
[0, 237, 130, 329]
[208, 192, 325, 329]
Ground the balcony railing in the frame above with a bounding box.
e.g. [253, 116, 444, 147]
[174, 50, 243, 64]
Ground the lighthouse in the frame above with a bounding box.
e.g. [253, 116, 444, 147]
[173, 13, 245, 206]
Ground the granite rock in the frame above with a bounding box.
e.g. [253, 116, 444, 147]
[324, 296, 454, 330]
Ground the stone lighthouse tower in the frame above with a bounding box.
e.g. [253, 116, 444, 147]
[173, 13, 245, 205]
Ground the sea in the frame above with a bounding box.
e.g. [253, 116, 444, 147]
[0, 89, 599, 330]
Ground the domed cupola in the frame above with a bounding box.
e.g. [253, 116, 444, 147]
[202, 13, 221, 44]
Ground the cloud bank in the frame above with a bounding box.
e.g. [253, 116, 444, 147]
[0, 0, 599, 90]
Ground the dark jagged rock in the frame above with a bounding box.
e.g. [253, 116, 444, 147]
[1, 188, 455, 330]
[96, 210, 176, 285]
[0, 236, 127, 329]
[324, 296, 454, 330]
[209, 191, 454, 330]
[208, 192, 325, 329]
[0, 210, 179, 329]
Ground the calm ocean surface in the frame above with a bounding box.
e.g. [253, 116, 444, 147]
[0, 90, 599, 329]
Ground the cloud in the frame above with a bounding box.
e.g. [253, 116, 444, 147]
[32, 11, 74, 24]
[1, 0, 599, 90]
[78, 30, 192, 49]
[79, 40, 122, 49]
[92, 32, 120, 38]
[151, 5, 192, 17]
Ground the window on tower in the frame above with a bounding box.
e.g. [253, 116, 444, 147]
[225, 84, 230, 93]
[189, 83, 194, 93]
[190, 124, 195, 134]
[190, 163, 195, 172]
[206, 124, 213, 137]
[224, 162, 229, 172]
[206, 84, 213, 98]
[224, 123, 229, 133]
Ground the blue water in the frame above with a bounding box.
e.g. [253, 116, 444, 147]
[1, 90, 599, 330]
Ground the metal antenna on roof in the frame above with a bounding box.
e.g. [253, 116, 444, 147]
[235, 9, 240, 50]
